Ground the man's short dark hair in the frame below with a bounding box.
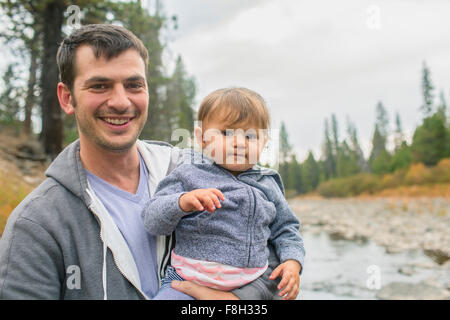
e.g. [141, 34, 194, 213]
[57, 24, 149, 90]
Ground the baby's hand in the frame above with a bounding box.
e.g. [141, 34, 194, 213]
[269, 260, 301, 300]
[179, 188, 225, 213]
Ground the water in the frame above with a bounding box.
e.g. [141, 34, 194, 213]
[297, 229, 449, 300]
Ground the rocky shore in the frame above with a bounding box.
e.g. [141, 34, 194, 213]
[289, 196, 450, 299]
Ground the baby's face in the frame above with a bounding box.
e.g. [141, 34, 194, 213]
[196, 119, 267, 174]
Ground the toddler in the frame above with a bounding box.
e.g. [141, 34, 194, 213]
[143, 87, 305, 300]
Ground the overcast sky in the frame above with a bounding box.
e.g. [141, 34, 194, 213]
[161, 0, 450, 161]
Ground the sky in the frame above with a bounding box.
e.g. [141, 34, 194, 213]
[160, 0, 450, 161]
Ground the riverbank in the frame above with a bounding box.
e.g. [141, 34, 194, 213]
[289, 196, 450, 264]
[289, 196, 450, 300]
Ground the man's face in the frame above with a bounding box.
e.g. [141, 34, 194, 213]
[70, 45, 148, 153]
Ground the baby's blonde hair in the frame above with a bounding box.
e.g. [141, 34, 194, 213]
[197, 87, 270, 130]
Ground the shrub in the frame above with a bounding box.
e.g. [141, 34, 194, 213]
[0, 171, 33, 236]
[317, 173, 380, 197]
[404, 162, 432, 185]
[430, 158, 450, 183]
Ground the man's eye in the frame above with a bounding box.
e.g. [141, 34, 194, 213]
[127, 82, 144, 89]
[91, 84, 108, 90]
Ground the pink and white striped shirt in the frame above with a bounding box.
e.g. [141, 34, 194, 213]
[171, 250, 268, 291]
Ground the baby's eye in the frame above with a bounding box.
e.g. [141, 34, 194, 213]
[246, 133, 258, 140]
[221, 130, 234, 137]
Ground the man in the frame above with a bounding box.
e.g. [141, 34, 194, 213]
[0, 24, 281, 299]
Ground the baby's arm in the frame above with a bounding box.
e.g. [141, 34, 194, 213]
[142, 168, 189, 235]
[269, 260, 301, 300]
[265, 176, 305, 299]
[142, 167, 225, 235]
[179, 188, 225, 213]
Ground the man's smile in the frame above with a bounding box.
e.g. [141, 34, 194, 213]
[100, 117, 134, 126]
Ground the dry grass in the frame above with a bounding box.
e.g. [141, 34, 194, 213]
[362, 183, 450, 198]
[0, 170, 34, 236]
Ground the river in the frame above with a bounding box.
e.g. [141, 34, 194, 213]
[296, 229, 449, 300]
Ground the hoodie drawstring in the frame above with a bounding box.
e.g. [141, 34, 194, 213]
[102, 241, 107, 300]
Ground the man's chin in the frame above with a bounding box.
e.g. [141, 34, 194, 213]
[96, 137, 138, 154]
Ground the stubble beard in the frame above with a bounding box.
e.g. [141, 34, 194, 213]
[72, 96, 147, 153]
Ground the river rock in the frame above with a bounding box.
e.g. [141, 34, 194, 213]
[398, 265, 415, 276]
[376, 281, 449, 300]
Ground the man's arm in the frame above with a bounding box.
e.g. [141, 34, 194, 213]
[0, 216, 63, 299]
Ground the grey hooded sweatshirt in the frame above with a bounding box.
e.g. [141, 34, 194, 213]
[0, 139, 281, 299]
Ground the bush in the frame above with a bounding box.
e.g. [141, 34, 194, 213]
[317, 173, 380, 197]
[379, 169, 406, 189]
[404, 163, 433, 185]
[430, 158, 450, 183]
[0, 172, 33, 236]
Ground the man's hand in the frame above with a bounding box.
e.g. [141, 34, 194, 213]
[269, 260, 301, 300]
[179, 188, 225, 213]
[171, 280, 239, 300]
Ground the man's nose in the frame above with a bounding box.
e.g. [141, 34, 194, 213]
[107, 84, 132, 111]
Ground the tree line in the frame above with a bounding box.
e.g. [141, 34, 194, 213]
[277, 62, 450, 197]
[0, 2, 448, 197]
[0, 0, 196, 158]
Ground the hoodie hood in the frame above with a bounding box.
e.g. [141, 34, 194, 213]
[45, 139, 92, 206]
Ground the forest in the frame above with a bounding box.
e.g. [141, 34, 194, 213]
[0, 1, 449, 200]
[277, 61, 450, 197]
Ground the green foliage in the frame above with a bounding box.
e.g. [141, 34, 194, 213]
[421, 61, 435, 116]
[369, 101, 389, 170]
[0, 63, 24, 125]
[286, 155, 303, 194]
[336, 141, 360, 177]
[279, 121, 292, 163]
[302, 151, 320, 193]
[370, 149, 392, 175]
[389, 141, 413, 172]
[412, 111, 447, 166]
[317, 173, 380, 197]
[322, 118, 336, 179]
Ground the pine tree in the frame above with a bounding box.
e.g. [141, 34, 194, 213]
[393, 112, 404, 151]
[369, 101, 390, 173]
[336, 140, 360, 177]
[0, 64, 24, 125]
[322, 118, 336, 179]
[421, 61, 435, 117]
[412, 112, 447, 166]
[331, 113, 339, 160]
[278, 121, 292, 188]
[389, 141, 413, 171]
[162, 55, 196, 146]
[279, 121, 292, 164]
[286, 155, 303, 195]
[346, 116, 367, 172]
[302, 151, 319, 192]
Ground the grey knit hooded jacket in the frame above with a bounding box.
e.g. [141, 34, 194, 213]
[142, 148, 305, 269]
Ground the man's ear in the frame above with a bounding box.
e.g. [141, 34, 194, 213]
[193, 126, 204, 149]
[57, 82, 75, 115]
